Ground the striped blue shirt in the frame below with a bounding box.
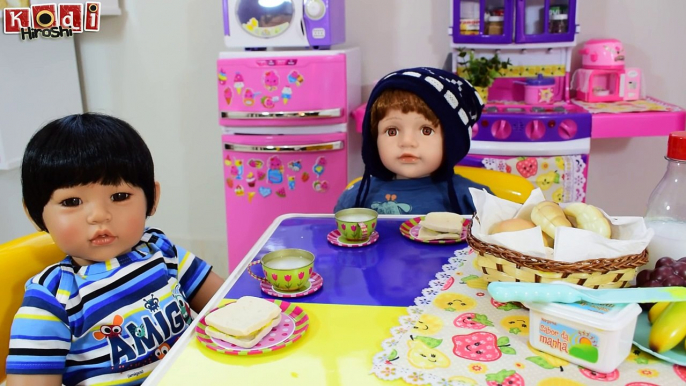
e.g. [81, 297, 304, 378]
[6, 228, 212, 386]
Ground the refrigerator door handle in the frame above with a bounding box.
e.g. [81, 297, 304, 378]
[224, 141, 344, 153]
[221, 108, 342, 119]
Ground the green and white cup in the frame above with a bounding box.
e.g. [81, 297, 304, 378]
[248, 248, 315, 292]
[334, 208, 378, 241]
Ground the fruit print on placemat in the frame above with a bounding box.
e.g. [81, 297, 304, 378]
[371, 247, 685, 386]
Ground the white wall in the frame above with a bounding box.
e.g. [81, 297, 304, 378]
[1, 0, 684, 276]
[577, 0, 686, 216]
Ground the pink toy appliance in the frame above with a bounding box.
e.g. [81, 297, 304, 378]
[218, 48, 361, 271]
[573, 39, 642, 103]
[579, 38, 625, 69]
[451, 48, 591, 203]
[222, 0, 345, 50]
[218, 50, 352, 128]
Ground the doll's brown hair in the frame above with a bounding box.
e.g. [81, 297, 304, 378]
[369, 89, 441, 137]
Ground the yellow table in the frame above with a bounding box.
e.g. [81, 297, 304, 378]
[150, 302, 407, 385]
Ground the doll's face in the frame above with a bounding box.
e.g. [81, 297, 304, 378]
[41, 182, 157, 266]
[376, 109, 443, 179]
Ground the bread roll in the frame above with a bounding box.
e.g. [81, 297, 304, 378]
[490, 218, 550, 247]
[530, 201, 571, 239]
[563, 202, 612, 238]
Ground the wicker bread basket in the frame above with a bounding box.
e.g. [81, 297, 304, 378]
[466, 217, 649, 289]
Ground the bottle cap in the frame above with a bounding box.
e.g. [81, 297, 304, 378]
[667, 131, 686, 161]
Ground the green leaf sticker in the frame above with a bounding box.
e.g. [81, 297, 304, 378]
[474, 314, 494, 327]
[415, 336, 442, 349]
[498, 302, 523, 311]
[526, 356, 556, 369]
[461, 275, 479, 283]
[636, 357, 649, 365]
[445, 307, 456, 312]
[500, 347, 516, 355]
[497, 336, 510, 346]
[387, 349, 398, 361]
[509, 327, 522, 335]
[553, 172, 560, 184]
[485, 370, 515, 383]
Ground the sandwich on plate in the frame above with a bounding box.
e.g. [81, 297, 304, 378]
[417, 212, 465, 241]
[204, 296, 282, 348]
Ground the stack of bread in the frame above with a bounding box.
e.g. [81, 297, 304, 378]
[417, 212, 465, 241]
[490, 201, 612, 247]
[204, 296, 282, 348]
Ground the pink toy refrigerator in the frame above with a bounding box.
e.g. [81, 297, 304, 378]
[217, 48, 361, 271]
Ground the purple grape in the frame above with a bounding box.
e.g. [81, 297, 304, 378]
[636, 269, 652, 286]
[663, 275, 685, 287]
[679, 256, 686, 263]
[644, 280, 664, 287]
[656, 256, 676, 268]
[652, 265, 674, 282]
[672, 262, 686, 279]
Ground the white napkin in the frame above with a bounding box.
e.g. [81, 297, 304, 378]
[469, 188, 654, 263]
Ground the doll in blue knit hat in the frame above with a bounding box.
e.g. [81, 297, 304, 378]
[334, 67, 491, 215]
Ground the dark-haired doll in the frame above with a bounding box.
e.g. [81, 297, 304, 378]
[7, 113, 223, 386]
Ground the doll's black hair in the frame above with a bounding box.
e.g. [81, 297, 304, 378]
[21, 113, 156, 231]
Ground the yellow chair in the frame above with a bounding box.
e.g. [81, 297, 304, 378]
[345, 165, 534, 204]
[0, 232, 65, 383]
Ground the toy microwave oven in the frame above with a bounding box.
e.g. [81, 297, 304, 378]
[223, 0, 345, 50]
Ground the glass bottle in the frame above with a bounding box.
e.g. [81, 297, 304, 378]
[643, 131, 686, 270]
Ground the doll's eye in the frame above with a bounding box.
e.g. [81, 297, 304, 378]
[111, 193, 131, 202]
[61, 198, 82, 207]
[385, 128, 398, 136]
[421, 126, 435, 136]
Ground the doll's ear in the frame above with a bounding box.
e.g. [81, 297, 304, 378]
[22, 201, 42, 232]
[150, 181, 161, 216]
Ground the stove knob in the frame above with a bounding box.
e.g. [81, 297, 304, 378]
[559, 119, 578, 139]
[525, 120, 546, 140]
[490, 120, 512, 140]
[471, 123, 479, 139]
[305, 0, 326, 20]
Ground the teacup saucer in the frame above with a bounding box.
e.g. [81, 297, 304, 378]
[326, 229, 379, 248]
[260, 272, 323, 298]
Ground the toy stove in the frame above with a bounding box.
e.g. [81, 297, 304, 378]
[461, 100, 592, 203]
[476, 102, 590, 142]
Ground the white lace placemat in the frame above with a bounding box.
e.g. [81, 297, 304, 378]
[370, 246, 686, 386]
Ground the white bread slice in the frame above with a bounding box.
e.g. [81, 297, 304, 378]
[418, 226, 461, 240]
[419, 212, 464, 233]
[205, 296, 281, 337]
[206, 315, 281, 349]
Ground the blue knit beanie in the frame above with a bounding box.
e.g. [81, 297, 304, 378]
[354, 67, 484, 213]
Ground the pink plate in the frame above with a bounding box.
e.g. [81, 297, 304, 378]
[195, 299, 309, 355]
[399, 216, 470, 244]
[326, 229, 379, 247]
[260, 272, 323, 298]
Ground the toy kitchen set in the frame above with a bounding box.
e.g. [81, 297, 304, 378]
[448, 0, 685, 203]
[217, 0, 361, 270]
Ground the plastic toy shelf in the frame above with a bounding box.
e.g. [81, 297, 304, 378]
[571, 97, 685, 139]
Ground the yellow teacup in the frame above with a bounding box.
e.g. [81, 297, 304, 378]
[335, 208, 378, 241]
[248, 249, 315, 292]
